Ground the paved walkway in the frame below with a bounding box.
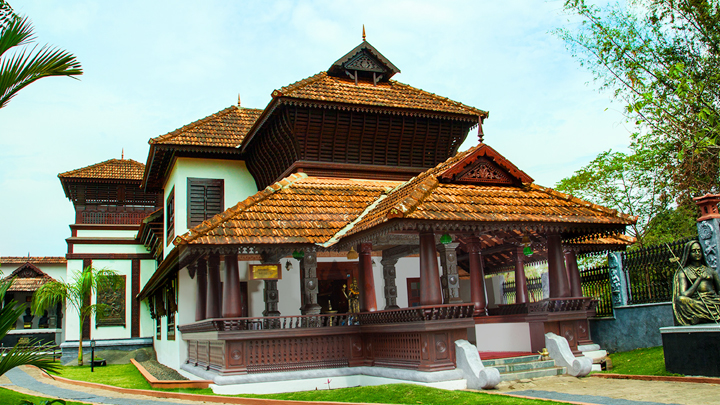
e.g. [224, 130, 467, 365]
[3, 366, 720, 405]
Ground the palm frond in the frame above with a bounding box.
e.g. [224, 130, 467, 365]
[0, 299, 24, 338]
[31, 280, 68, 316]
[0, 340, 61, 377]
[0, 14, 34, 57]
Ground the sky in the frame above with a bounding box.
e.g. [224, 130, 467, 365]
[0, 0, 631, 257]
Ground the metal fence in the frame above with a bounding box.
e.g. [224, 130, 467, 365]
[501, 276, 543, 305]
[579, 265, 613, 317]
[621, 236, 694, 305]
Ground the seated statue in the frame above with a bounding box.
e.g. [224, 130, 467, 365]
[673, 240, 720, 325]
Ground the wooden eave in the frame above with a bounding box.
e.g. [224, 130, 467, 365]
[137, 246, 179, 301]
[59, 177, 142, 201]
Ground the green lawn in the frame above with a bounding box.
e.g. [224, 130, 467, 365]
[604, 346, 682, 376]
[0, 386, 90, 405]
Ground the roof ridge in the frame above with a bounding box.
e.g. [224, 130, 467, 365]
[387, 175, 440, 219]
[58, 158, 144, 178]
[175, 173, 309, 245]
[319, 189, 393, 248]
[389, 80, 488, 117]
[150, 105, 242, 145]
[529, 184, 638, 222]
[277, 72, 328, 96]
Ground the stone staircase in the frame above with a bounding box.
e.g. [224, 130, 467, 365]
[579, 343, 608, 372]
[481, 354, 566, 382]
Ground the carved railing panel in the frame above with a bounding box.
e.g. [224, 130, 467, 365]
[357, 303, 474, 325]
[246, 335, 349, 373]
[528, 297, 594, 314]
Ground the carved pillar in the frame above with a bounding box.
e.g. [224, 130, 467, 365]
[419, 230, 443, 306]
[694, 194, 720, 270]
[380, 255, 400, 310]
[514, 246, 529, 304]
[195, 258, 207, 321]
[261, 252, 282, 317]
[547, 232, 571, 298]
[438, 242, 462, 303]
[358, 243, 378, 312]
[300, 251, 321, 314]
[608, 251, 628, 306]
[222, 253, 241, 318]
[564, 249, 583, 298]
[467, 236, 488, 316]
[205, 254, 221, 319]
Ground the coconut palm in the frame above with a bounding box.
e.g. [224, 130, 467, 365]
[32, 267, 119, 366]
[0, 0, 82, 109]
[0, 278, 61, 376]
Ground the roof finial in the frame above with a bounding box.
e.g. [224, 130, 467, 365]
[237, 93, 241, 106]
[362, 24, 366, 41]
[121, 148, 124, 160]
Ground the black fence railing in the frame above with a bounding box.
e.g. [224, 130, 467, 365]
[621, 237, 694, 305]
[502, 276, 543, 305]
[580, 265, 613, 317]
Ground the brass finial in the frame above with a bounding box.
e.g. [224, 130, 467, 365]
[362, 24, 366, 41]
[237, 93, 241, 106]
[121, 148, 124, 160]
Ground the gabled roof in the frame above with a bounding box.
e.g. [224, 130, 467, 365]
[58, 158, 145, 181]
[175, 174, 400, 246]
[327, 40, 401, 80]
[149, 105, 262, 148]
[0, 257, 66, 265]
[2, 262, 56, 292]
[273, 72, 487, 118]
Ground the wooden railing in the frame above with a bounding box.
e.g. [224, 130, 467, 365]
[357, 303, 474, 325]
[528, 297, 597, 313]
[179, 313, 350, 333]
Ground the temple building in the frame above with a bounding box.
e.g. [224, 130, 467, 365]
[53, 38, 635, 390]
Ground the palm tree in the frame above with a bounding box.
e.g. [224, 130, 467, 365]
[0, 278, 61, 376]
[32, 267, 119, 366]
[0, 0, 82, 109]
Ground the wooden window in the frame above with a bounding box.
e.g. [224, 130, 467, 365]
[166, 187, 175, 244]
[167, 311, 175, 341]
[156, 316, 161, 340]
[187, 178, 224, 228]
[407, 277, 421, 307]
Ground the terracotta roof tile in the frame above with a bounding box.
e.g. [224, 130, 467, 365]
[277, 72, 487, 117]
[58, 159, 144, 181]
[150, 106, 262, 148]
[2, 262, 56, 292]
[175, 174, 400, 246]
[0, 257, 67, 265]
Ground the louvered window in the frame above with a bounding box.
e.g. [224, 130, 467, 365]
[166, 187, 175, 244]
[187, 178, 224, 228]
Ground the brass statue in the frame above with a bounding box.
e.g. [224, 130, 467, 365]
[672, 240, 720, 325]
[343, 278, 360, 314]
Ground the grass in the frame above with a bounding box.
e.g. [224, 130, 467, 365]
[603, 346, 682, 376]
[0, 386, 90, 405]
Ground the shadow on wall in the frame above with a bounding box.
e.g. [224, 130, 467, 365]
[589, 302, 674, 353]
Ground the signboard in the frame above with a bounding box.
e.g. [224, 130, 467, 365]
[249, 264, 281, 280]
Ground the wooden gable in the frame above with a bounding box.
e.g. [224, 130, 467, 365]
[327, 40, 400, 83]
[438, 144, 533, 186]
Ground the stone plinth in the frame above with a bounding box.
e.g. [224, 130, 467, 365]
[660, 324, 720, 377]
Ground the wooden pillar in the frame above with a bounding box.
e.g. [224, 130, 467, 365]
[300, 251, 321, 314]
[205, 254, 221, 319]
[359, 243, 378, 312]
[467, 236, 488, 316]
[222, 253, 241, 318]
[438, 242, 462, 303]
[261, 252, 282, 316]
[380, 256, 400, 310]
[195, 258, 207, 321]
[514, 246, 529, 304]
[547, 232, 571, 298]
[419, 230, 443, 306]
[564, 249, 583, 298]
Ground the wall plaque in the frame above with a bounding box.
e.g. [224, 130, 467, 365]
[97, 275, 126, 327]
[249, 264, 281, 280]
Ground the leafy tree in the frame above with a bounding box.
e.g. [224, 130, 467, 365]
[0, 0, 82, 109]
[0, 278, 60, 376]
[32, 267, 119, 366]
[556, 0, 720, 200]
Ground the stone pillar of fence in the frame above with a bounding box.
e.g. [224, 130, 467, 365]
[608, 251, 628, 306]
[694, 194, 720, 270]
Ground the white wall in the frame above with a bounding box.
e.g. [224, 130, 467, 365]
[89, 259, 132, 340]
[156, 266, 193, 370]
[73, 244, 147, 254]
[75, 229, 138, 238]
[139, 259, 156, 338]
[162, 158, 258, 257]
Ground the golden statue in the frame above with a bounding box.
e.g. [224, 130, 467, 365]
[672, 240, 720, 325]
[343, 278, 360, 314]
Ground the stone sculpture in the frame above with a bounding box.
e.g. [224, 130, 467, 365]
[672, 240, 720, 325]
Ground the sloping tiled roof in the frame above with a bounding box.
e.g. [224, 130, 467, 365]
[58, 159, 145, 181]
[276, 72, 487, 118]
[150, 106, 262, 148]
[175, 174, 400, 245]
[2, 262, 56, 292]
[0, 257, 67, 265]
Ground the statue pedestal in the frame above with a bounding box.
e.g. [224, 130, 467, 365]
[660, 324, 720, 377]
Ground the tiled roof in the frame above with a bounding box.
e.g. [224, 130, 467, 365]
[150, 106, 262, 148]
[0, 257, 67, 265]
[175, 174, 400, 245]
[2, 263, 56, 292]
[58, 158, 145, 181]
[276, 72, 487, 118]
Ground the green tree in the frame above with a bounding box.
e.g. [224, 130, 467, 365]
[556, 0, 720, 200]
[0, 278, 60, 376]
[32, 267, 119, 366]
[0, 0, 82, 109]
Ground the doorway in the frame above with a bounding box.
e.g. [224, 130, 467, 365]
[316, 261, 359, 313]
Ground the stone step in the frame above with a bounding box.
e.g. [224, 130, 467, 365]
[490, 359, 558, 374]
[577, 343, 601, 352]
[481, 354, 541, 367]
[582, 349, 608, 362]
[498, 366, 566, 382]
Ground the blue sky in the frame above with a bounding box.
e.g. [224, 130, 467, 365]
[0, 0, 630, 257]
